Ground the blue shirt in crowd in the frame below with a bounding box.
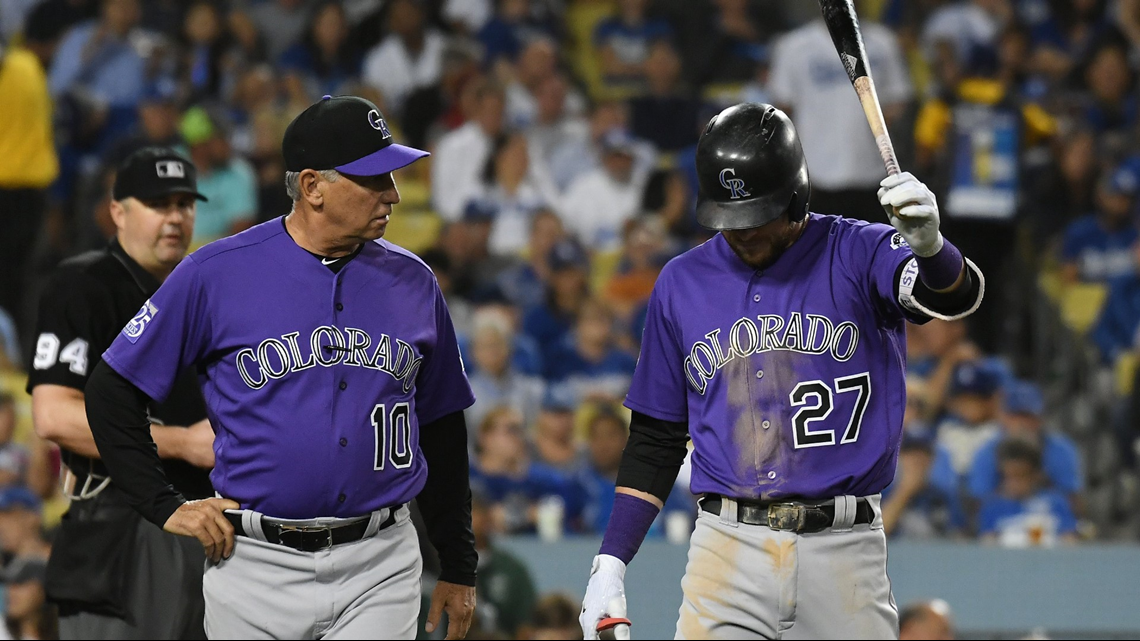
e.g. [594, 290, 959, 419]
[1060, 215, 1138, 284]
[978, 489, 1078, 545]
[968, 433, 1083, 499]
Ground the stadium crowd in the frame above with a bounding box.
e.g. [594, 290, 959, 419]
[1, 0, 1140, 638]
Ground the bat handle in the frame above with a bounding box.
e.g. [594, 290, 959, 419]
[853, 76, 901, 176]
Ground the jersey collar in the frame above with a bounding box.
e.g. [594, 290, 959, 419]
[108, 238, 162, 296]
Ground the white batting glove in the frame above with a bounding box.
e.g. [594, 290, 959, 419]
[580, 554, 629, 640]
[878, 172, 944, 257]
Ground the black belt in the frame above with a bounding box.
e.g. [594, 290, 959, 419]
[224, 505, 401, 553]
[700, 495, 874, 533]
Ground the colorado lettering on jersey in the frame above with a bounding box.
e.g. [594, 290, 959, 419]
[684, 312, 859, 394]
[235, 325, 422, 393]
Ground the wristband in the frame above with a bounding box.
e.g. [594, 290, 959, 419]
[598, 493, 660, 565]
[915, 236, 963, 291]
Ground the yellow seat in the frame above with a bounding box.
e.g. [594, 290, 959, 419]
[1115, 351, 1138, 396]
[590, 248, 624, 293]
[1056, 282, 1109, 335]
[383, 211, 442, 255]
[566, 1, 617, 101]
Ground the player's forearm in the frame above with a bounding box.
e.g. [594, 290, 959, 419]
[85, 360, 186, 527]
[31, 385, 103, 458]
[417, 411, 477, 586]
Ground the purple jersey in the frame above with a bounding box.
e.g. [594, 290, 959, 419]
[625, 214, 928, 500]
[102, 221, 474, 518]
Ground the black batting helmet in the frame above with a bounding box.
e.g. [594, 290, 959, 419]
[695, 103, 810, 230]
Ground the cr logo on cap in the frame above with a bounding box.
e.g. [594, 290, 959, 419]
[367, 109, 392, 138]
[155, 160, 185, 178]
[719, 168, 750, 200]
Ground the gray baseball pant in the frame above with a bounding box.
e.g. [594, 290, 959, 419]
[675, 495, 898, 640]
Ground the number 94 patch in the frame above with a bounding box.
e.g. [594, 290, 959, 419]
[124, 300, 159, 343]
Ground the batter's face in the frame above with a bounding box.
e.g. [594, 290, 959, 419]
[721, 212, 806, 270]
[111, 194, 196, 278]
[323, 171, 400, 242]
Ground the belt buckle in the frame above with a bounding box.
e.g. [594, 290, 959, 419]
[767, 504, 807, 532]
[278, 525, 333, 551]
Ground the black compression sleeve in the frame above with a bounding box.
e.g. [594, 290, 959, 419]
[615, 411, 690, 504]
[86, 360, 186, 526]
[416, 410, 476, 586]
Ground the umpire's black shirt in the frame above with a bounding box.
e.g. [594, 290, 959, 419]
[26, 239, 213, 500]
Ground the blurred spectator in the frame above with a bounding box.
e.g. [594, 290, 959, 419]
[532, 99, 630, 198]
[768, 4, 912, 222]
[279, 1, 363, 99]
[526, 74, 587, 198]
[103, 78, 184, 168]
[523, 238, 591, 371]
[678, 0, 780, 87]
[905, 319, 980, 418]
[179, 1, 229, 101]
[473, 132, 548, 256]
[469, 489, 537, 638]
[913, 30, 1056, 351]
[545, 299, 637, 404]
[1079, 38, 1135, 138]
[2, 556, 55, 640]
[48, 0, 146, 109]
[1091, 271, 1140, 361]
[520, 593, 582, 641]
[881, 434, 965, 538]
[401, 38, 482, 151]
[456, 203, 519, 300]
[421, 248, 474, 336]
[444, 0, 493, 35]
[936, 360, 1005, 477]
[978, 438, 1079, 546]
[0, 0, 39, 40]
[243, 0, 314, 60]
[557, 128, 650, 250]
[921, 0, 1008, 74]
[496, 209, 565, 309]
[529, 389, 581, 473]
[362, 0, 446, 116]
[1029, 0, 1111, 86]
[1023, 126, 1098, 247]
[967, 381, 1083, 509]
[432, 78, 506, 221]
[1060, 164, 1139, 285]
[469, 406, 583, 535]
[180, 106, 257, 246]
[594, 0, 673, 88]
[477, 0, 556, 67]
[0, 488, 50, 563]
[898, 599, 955, 640]
[604, 215, 668, 324]
[629, 40, 704, 153]
[503, 37, 585, 130]
[0, 39, 58, 335]
[0, 393, 31, 489]
[465, 306, 546, 435]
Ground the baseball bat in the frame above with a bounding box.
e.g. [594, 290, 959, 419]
[817, 0, 901, 177]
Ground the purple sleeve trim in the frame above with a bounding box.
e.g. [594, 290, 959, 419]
[599, 493, 661, 565]
[916, 237, 964, 291]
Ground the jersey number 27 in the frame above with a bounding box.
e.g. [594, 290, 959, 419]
[789, 372, 871, 449]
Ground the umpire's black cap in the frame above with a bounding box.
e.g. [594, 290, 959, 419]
[113, 147, 208, 202]
[283, 95, 429, 175]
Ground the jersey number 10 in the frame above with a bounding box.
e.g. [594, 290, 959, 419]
[371, 403, 414, 470]
[788, 372, 871, 449]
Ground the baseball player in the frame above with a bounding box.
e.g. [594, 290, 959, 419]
[85, 95, 477, 640]
[579, 103, 984, 640]
[28, 147, 215, 639]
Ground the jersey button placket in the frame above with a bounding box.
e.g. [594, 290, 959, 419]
[338, 493, 346, 503]
[339, 438, 347, 447]
[339, 381, 347, 390]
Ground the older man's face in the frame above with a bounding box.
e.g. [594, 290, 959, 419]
[323, 172, 401, 242]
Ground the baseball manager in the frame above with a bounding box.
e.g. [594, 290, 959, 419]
[86, 95, 477, 640]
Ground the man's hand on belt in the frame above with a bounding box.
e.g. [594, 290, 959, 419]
[164, 497, 240, 563]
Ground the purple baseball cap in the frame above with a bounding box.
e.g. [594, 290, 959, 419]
[282, 95, 429, 176]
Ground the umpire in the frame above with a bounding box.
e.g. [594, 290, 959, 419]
[28, 147, 216, 639]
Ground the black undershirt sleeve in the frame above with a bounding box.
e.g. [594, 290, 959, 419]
[416, 410, 476, 587]
[616, 411, 690, 504]
[85, 360, 186, 527]
[912, 262, 979, 315]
